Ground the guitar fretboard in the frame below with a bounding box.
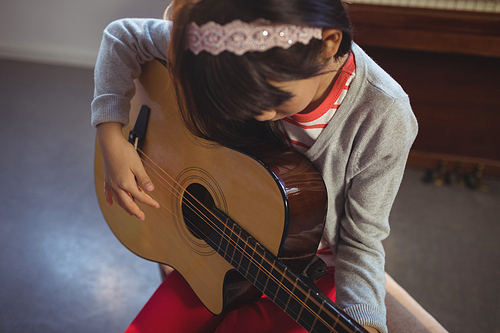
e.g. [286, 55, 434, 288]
[204, 208, 366, 333]
[345, 0, 500, 13]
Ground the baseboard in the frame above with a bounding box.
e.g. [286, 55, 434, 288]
[0, 40, 97, 68]
[407, 150, 500, 177]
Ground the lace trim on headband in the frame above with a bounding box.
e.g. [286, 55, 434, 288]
[186, 19, 323, 56]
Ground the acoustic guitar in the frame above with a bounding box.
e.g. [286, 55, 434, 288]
[94, 60, 368, 333]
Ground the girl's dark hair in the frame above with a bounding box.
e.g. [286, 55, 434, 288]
[169, 0, 352, 148]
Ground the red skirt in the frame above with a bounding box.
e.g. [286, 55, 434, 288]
[124, 267, 336, 333]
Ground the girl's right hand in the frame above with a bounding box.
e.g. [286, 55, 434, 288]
[97, 122, 160, 220]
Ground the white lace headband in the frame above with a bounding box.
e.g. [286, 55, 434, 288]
[186, 19, 323, 56]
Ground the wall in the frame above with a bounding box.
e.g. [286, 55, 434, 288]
[345, 0, 500, 12]
[0, 0, 171, 68]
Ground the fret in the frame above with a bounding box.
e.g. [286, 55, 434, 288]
[284, 283, 307, 322]
[282, 272, 296, 313]
[258, 249, 274, 273]
[239, 235, 250, 269]
[310, 302, 324, 330]
[263, 265, 281, 301]
[222, 222, 240, 264]
[309, 302, 342, 333]
[309, 303, 331, 333]
[260, 256, 289, 302]
[320, 307, 342, 333]
[246, 245, 261, 285]
[209, 212, 226, 255]
[220, 220, 233, 261]
[310, 321, 331, 333]
[299, 293, 322, 326]
[273, 267, 297, 309]
[229, 224, 241, 264]
[310, 316, 338, 333]
[238, 240, 252, 278]
[258, 253, 269, 287]
[209, 210, 253, 279]
[296, 291, 318, 332]
[229, 228, 244, 268]
[254, 249, 272, 289]
[272, 268, 287, 303]
[274, 275, 294, 309]
[249, 248, 266, 290]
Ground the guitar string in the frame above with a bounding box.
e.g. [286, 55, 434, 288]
[140, 153, 357, 333]
[142, 165, 344, 333]
[136, 149, 356, 333]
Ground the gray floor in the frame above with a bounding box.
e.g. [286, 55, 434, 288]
[0, 59, 498, 333]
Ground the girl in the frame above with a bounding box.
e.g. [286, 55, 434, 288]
[92, 1, 417, 332]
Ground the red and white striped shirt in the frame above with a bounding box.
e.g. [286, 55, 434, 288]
[283, 53, 356, 153]
[283, 54, 356, 266]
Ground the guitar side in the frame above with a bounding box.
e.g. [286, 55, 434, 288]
[94, 60, 327, 316]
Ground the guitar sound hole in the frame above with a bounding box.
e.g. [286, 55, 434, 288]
[182, 183, 216, 240]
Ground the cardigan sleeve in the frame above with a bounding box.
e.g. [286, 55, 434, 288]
[334, 95, 418, 333]
[91, 18, 171, 127]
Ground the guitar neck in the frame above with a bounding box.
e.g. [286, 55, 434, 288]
[205, 208, 367, 333]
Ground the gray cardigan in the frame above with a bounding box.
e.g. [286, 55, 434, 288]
[91, 18, 418, 333]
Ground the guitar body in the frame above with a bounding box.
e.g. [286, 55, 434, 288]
[94, 60, 327, 316]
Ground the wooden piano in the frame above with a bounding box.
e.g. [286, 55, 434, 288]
[345, 0, 500, 178]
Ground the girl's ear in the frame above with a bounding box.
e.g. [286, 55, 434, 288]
[322, 29, 343, 58]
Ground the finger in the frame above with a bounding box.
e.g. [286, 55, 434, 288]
[112, 187, 146, 221]
[104, 182, 114, 206]
[134, 166, 155, 193]
[127, 184, 160, 209]
[138, 176, 155, 192]
[131, 166, 160, 208]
